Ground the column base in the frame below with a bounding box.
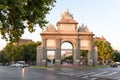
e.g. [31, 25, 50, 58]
[55, 60, 61, 66]
[42, 60, 47, 66]
[87, 60, 93, 66]
[74, 60, 80, 66]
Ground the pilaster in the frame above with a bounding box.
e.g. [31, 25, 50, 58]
[42, 39, 47, 66]
[36, 46, 43, 66]
[93, 46, 98, 66]
[87, 39, 94, 66]
[55, 39, 61, 66]
[74, 38, 80, 66]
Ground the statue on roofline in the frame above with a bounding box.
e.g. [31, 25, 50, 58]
[61, 9, 73, 19]
[45, 23, 56, 32]
[78, 24, 89, 32]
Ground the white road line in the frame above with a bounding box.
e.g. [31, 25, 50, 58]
[67, 72, 87, 76]
[58, 72, 64, 74]
[66, 73, 76, 76]
[91, 78, 97, 80]
[59, 72, 97, 80]
[63, 72, 76, 76]
[76, 72, 86, 75]
[75, 72, 96, 77]
[91, 71, 109, 76]
[58, 72, 74, 75]
[105, 72, 118, 76]
[82, 76, 88, 78]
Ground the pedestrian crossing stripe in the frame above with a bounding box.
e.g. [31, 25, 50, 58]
[91, 78, 97, 80]
[104, 72, 117, 76]
[57, 71, 118, 80]
[82, 76, 88, 78]
[75, 72, 96, 77]
[91, 71, 109, 76]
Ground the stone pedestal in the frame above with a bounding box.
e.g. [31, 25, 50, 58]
[88, 60, 93, 66]
[74, 60, 80, 66]
[55, 39, 61, 66]
[42, 60, 47, 66]
[36, 46, 43, 66]
[55, 60, 61, 66]
[93, 46, 98, 66]
[74, 49, 80, 66]
[87, 49, 93, 66]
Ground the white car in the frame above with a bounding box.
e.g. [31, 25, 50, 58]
[10, 63, 24, 67]
[10, 61, 29, 67]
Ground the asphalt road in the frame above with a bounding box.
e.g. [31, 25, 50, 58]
[0, 66, 120, 80]
[0, 66, 86, 80]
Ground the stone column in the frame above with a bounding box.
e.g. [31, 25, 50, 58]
[87, 50, 93, 66]
[87, 40, 93, 66]
[36, 46, 43, 66]
[74, 38, 80, 66]
[55, 39, 61, 66]
[42, 39, 47, 66]
[93, 46, 98, 66]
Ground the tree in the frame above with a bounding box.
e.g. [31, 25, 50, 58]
[114, 50, 120, 62]
[61, 55, 73, 64]
[0, 41, 41, 64]
[0, 0, 56, 42]
[93, 40, 114, 64]
[2, 43, 14, 63]
[0, 50, 5, 64]
[23, 42, 38, 63]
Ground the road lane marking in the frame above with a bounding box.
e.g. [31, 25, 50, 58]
[91, 78, 97, 80]
[58, 72, 99, 80]
[75, 72, 96, 77]
[65, 73, 76, 76]
[82, 76, 88, 78]
[91, 71, 109, 76]
[105, 72, 117, 76]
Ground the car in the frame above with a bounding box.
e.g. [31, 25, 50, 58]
[10, 63, 23, 67]
[10, 61, 29, 67]
[110, 63, 118, 67]
[115, 62, 120, 65]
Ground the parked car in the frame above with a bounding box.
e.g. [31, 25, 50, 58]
[110, 63, 118, 67]
[115, 62, 120, 65]
[10, 63, 23, 67]
[10, 61, 29, 67]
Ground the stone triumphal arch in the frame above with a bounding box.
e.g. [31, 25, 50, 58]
[37, 10, 98, 66]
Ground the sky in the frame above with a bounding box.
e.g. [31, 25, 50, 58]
[1, 0, 120, 50]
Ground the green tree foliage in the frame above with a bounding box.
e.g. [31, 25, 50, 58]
[61, 55, 73, 64]
[0, 50, 6, 64]
[114, 51, 120, 62]
[0, 0, 56, 42]
[0, 41, 41, 64]
[93, 40, 114, 64]
[80, 50, 87, 57]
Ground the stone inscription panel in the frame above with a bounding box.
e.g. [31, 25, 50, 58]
[80, 40, 89, 47]
[60, 24, 75, 30]
[47, 39, 56, 48]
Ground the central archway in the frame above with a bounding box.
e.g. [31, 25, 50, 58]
[61, 42, 73, 66]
